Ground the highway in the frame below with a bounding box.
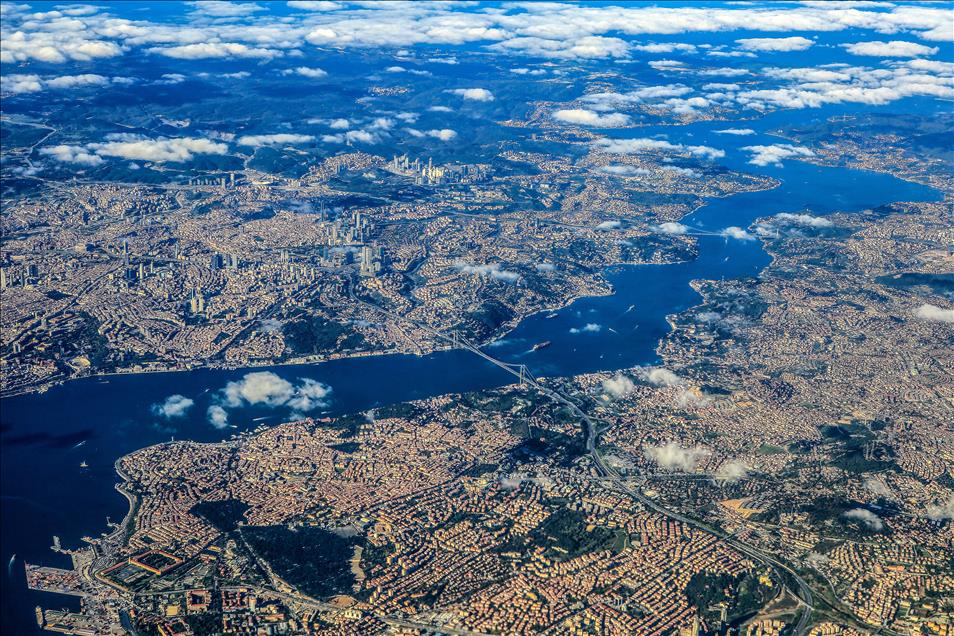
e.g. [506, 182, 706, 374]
[75, 279, 867, 635]
[347, 279, 818, 634]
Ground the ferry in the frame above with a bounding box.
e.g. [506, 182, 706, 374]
[531, 341, 551, 352]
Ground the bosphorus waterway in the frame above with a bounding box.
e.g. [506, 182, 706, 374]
[1, 105, 942, 633]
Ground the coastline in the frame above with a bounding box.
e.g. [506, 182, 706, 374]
[0, 263, 618, 400]
[111, 460, 139, 549]
[1, 171, 788, 402]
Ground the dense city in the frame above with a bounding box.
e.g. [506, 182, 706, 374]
[2, 2, 953, 636]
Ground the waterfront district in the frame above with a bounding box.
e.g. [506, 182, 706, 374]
[2, 9, 953, 635]
[8, 111, 953, 636]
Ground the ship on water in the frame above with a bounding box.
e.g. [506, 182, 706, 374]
[531, 341, 551, 352]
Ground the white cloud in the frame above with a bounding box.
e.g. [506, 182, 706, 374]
[45, 74, 111, 89]
[598, 165, 648, 176]
[219, 371, 332, 411]
[863, 477, 892, 498]
[844, 508, 883, 530]
[925, 496, 954, 521]
[490, 34, 630, 60]
[595, 220, 622, 230]
[283, 66, 327, 78]
[454, 261, 519, 283]
[553, 109, 631, 127]
[39, 144, 103, 166]
[287, 1, 340, 10]
[914, 304, 954, 324]
[189, 1, 265, 17]
[594, 137, 724, 160]
[653, 222, 689, 235]
[1, 73, 128, 95]
[633, 42, 698, 54]
[150, 42, 282, 60]
[0, 28, 123, 64]
[736, 62, 954, 110]
[322, 130, 380, 144]
[259, 318, 283, 333]
[640, 367, 685, 387]
[703, 82, 741, 91]
[328, 118, 350, 129]
[662, 166, 699, 178]
[582, 85, 693, 111]
[222, 371, 295, 408]
[0, 74, 43, 94]
[2, 2, 952, 71]
[602, 374, 635, 398]
[428, 105, 454, 113]
[447, 87, 494, 101]
[736, 36, 814, 52]
[156, 73, 186, 85]
[742, 144, 814, 167]
[675, 387, 714, 409]
[368, 117, 394, 131]
[207, 405, 229, 429]
[384, 65, 431, 75]
[714, 128, 755, 136]
[715, 460, 748, 483]
[649, 60, 750, 78]
[151, 394, 195, 419]
[286, 378, 333, 412]
[905, 59, 954, 74]
[645, 442, 709, 472]
[570, 323, 602, 334]
[721, 226, 756, 241]
[237, 133, 315, 146]
[773, 212, 832, 228]
[427, 128, 457, 141]
[88, 136, 229, 163]
[844, 40, 939, 58]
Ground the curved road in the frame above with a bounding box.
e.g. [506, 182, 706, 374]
[346, 279, 819, 634]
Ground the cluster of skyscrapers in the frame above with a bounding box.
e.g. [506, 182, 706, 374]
[387, 154, 488, 186]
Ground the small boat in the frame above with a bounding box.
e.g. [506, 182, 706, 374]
[531, 341, 551, 352]
[79, 461, 88, 469]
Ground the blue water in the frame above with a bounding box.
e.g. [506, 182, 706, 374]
[0, 108, 940, 633]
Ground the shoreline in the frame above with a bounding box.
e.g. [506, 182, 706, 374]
[0, 173, 786, 402]
[0, 263, 636, 400]
[111, 460, 139, 548]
